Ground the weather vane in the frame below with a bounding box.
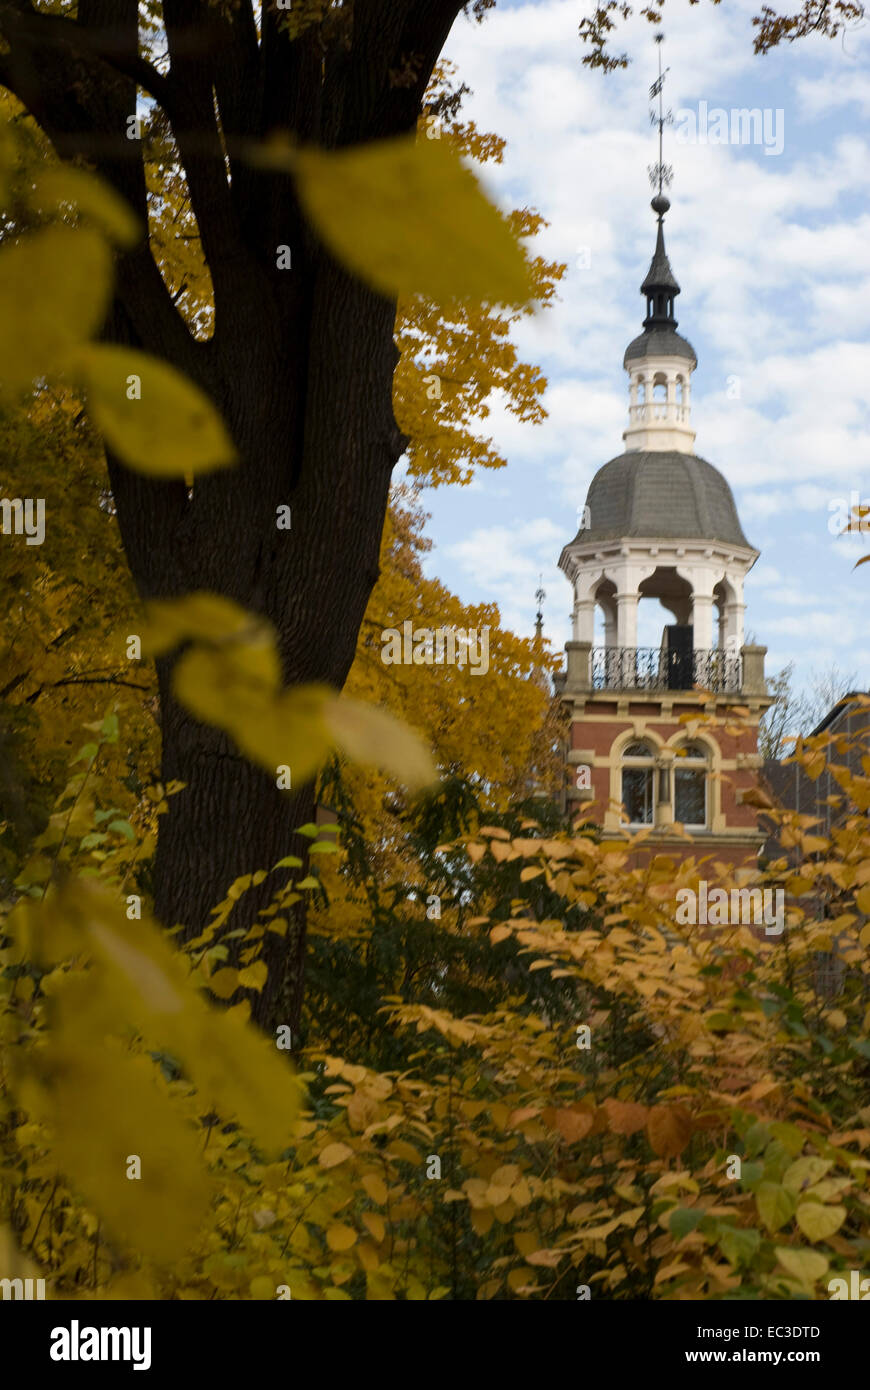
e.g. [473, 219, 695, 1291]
[648, 32, 673, 196]
[535, 575, 546, 621]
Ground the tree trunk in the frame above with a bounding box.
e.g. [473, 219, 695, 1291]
[0, 0, 467, 1032]
[153, 667, 317, 1037]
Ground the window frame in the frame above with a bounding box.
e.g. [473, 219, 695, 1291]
[621, 741, 657, 827]
[673, 742, 709, 829]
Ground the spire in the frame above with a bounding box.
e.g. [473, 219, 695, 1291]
[641, 33, 679, 331]
[641, 194, 680, 329]
[621, 34, 697, 453]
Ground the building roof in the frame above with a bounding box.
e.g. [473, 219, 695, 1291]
[575, 450, 754, 549]
[624, 328, 697, 367]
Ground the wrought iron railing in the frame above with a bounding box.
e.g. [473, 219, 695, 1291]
[590, 646, 742, 693]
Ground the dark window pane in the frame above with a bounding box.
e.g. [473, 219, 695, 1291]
[623, 767, 654, 823]
[675, 768, 705, 825]
[624, 741, 653, 758]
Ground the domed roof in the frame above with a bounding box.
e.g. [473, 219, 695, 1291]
[624, 328, 697, 367]
[576, 451, 753, 549]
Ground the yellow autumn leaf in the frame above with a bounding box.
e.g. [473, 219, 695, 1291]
[22, 1046, 210, 1262]
[141, 593, 273, 658]
[319, 1141, 354, 1169]
[326, 1223, 357, 1251]
[489, 925, 512, 945]
[526, 1248, 562, 1267]
[207, 968, 241, 1000]
[293, 135, 533, 305]
[237, 961, 268, 992]
[191, 1009, 301, 1156]
[174, 650, 332, 784]
[31, 166, 142, 249]
[324, 695, 436, 789]
[362, 1172, 388, 1206]
[249, 1275, 277, 1300]
[362, 1212, 386, 1243]
[513, 1230, 541, 1257]
[0, 225, 113, 393]
[75, 344, 238, 476]
[37, 881, 301, 1157]
[795, 1202, 847, 1242]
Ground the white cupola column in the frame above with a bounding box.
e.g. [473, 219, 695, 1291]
[691, 589, 715, 650]
[573, 595, 596, 643]
[616, 591, 639, 647]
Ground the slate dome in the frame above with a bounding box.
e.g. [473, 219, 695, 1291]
[624, 328, 697, 367]
[578, 450, 753, 549]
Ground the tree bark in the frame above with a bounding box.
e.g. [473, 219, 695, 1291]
[0, 0, 467, 1031]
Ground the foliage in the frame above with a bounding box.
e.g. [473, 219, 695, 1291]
[3, 709, 870, 1299]
[575, 0, 865, 71]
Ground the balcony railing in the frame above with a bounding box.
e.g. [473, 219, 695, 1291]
[628, 402, 691, 425]
[591, 646, 742, 693]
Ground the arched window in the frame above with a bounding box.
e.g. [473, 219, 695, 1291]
[674, 742, 708, 827]
[622, 741, 655, 824]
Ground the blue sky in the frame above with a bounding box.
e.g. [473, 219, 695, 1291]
[406, 0, 870, 700]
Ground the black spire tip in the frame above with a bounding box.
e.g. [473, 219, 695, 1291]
[651, 193, 670, 219]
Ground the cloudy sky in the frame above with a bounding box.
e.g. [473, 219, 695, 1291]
[406, 0, 870, 703]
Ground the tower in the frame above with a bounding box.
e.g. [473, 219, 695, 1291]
[554, 49, 772, 862]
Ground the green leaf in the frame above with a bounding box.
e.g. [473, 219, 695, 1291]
[782, 1157, 832, 1194]
[768, 1121, 806, 1157]
[756, 1182, 797, 1233]
[292, 135, 534, 306]
[743, 1121, 771, 1157]
[738, 1161, 765, 1189]
[79, 832, 108, 850]
[775, 1246, 829, 1285]
[107, 819, 136, 841]
[75, 345, 238, 476]
[717, 1224, 761, 1267]
[795, 1202, 846, 1242]
[308, 842, 339, 854]
[0, 226, 113, 393]
[668, 1207, 705, 1241]
[273, 855, 304, 868]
